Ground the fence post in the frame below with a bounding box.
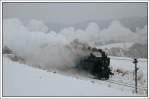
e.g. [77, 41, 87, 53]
[133, 58, 138, 93]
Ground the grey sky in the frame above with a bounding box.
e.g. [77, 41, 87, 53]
[3, 2, 147, 25]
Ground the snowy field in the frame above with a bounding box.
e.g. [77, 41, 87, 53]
[3, 56, 136, 96]
[3, 55, 147, 96]
[97, 42, 134, 50]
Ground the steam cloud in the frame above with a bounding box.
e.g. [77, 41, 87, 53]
[3, 18, 147, 70]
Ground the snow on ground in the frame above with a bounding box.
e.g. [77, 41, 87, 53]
[3, 56, 134, 96]
[108, 56, 147, 95]
[96, 42, 134, 50]
[56, 55, 148, 96]
[109, 56, 147, 79]
[109, 56, 147, 70]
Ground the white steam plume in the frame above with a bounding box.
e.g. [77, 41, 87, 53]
[3, 18, 147, 70]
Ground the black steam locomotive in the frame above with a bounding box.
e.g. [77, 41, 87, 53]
[77, 50, 113, 80]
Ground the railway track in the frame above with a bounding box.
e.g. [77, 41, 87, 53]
[102, 79, 147, 90]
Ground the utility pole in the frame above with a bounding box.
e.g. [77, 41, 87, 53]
[133, 58, 138, 93]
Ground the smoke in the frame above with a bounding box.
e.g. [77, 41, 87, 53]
[3, 18, 147, 70]
[3, 19, 91, 70]
[59, 22, 100, 47]
[99, 21, 138, 42]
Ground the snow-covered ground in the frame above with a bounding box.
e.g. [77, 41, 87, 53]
[97, 42, 134, 50]
[109, 56, 147, 95]
[3, 56, 138, 96]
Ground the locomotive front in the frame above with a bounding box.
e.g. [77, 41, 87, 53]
[77, 50, 113, 80]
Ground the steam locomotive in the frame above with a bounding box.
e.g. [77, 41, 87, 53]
[77, 49, 113, 80]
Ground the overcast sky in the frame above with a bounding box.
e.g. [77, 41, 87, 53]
[3, 2, 147, 25]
